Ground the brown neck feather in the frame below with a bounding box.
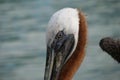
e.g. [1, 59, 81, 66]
[58, 10, 87, 80]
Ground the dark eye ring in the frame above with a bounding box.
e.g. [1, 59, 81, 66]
[55, 31, 64, 40]
[58, 32, 62, 38]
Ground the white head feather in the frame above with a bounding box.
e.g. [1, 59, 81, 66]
[46, 8, 80, 59]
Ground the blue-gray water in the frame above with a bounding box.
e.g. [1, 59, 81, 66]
[0, 0, 120, 80]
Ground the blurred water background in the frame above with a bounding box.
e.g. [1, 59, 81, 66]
[0, 0, 120, 80]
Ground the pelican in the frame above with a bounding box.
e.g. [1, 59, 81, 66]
[99, 37, 120, 63]
[44, 8, 87, 80]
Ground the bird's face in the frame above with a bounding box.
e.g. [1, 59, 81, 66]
[44, 8, 79, 80]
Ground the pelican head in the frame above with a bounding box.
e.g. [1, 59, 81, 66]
[44, 8, 87, 80]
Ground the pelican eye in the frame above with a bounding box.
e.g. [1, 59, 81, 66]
[58, 32, 62, 38]
[55, 31, 64, 40]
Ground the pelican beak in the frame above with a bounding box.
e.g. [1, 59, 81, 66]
[44, 34, 75, 80]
